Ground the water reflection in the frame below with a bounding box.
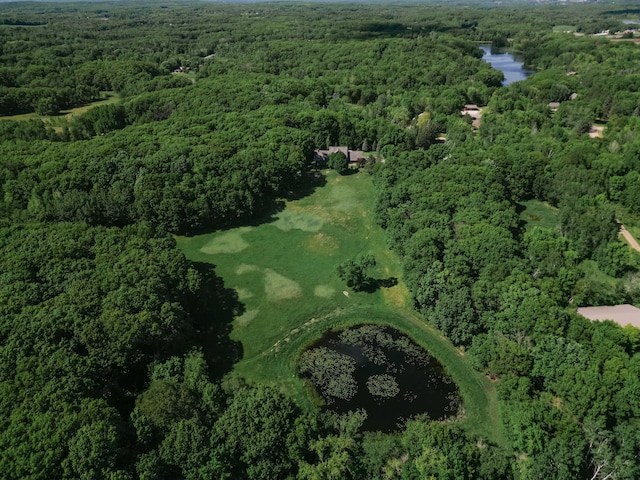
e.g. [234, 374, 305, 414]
[480, 44, 534, 86]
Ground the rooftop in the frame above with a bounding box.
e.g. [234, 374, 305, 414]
[577, 304, 640, 328]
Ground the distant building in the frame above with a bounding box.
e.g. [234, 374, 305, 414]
[314, 146, 366, 167]
[461, 105, 482, 129]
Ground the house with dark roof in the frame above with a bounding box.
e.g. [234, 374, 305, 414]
[314, 146, 366, 167]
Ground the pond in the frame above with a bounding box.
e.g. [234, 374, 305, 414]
[480, 44, 534, 86]
[299, 324, 460, 432]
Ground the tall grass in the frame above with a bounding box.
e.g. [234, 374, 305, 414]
[519, 199, 559, 231]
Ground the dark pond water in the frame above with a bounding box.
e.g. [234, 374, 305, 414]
[299, 324, 460, 432]
[480, 44, 534, 86]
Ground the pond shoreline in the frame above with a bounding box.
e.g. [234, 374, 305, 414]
[480, 44, 534, 86]
[300, 323, 461, 432]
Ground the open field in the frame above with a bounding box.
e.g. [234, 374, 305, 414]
[177, 170, 506, 446]
[177, 171, 409, 360]
[553, 25, 577, 33]
[0, 92, 120, 125]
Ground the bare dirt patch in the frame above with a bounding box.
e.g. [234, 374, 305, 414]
[200, 227, 252, 254]
[236, 287, 254, 300]
[236, 263, 260, 275]
[264, 268, 303, 301]
[236, 309, 259, 326]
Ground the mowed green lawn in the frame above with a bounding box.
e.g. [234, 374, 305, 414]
[176, 170, 505, 446]
[177, 171, 409, 359]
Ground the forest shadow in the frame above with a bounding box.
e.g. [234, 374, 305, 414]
[282, 170, 328, 200]
[602, 8, 640, 16]
[186, 171, 327, 236]
[250, 171, 328, 224]
[361, 276, 399, 293]
[514, 202, 530, 233]
[352, 22, 410, 39]
[108, 262, 244, 413]
[190, 261, 244, 379]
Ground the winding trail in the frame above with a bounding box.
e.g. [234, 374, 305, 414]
[619, 224, 640, 252]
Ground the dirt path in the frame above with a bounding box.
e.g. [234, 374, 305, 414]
[619, 224, 640, 252]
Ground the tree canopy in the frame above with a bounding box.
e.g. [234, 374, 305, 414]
[2, 1, 640, 478]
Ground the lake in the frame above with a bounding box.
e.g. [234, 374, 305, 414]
[299, 324, 460, 432]
[480, 44, 534, 86]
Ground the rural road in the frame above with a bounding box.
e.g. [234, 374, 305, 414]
[620, 224, 640, 252]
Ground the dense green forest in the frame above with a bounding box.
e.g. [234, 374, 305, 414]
[3, 1, 640, 479]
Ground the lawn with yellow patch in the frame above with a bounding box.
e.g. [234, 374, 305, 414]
[176, 170, 405, 359]
[175, 170, 505, 446]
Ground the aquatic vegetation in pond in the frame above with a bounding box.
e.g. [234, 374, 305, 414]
[299, 324, 460, 432]
[299, 347, 357, 401]
[367, 374, 400, 399]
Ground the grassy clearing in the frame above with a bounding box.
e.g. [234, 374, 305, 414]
[178, 171, 400, 359]
[176, 170, 506, 447]
[553, 25, 577, 33]
[519, 199, 559, 230]
[0, 92, 120, 124]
